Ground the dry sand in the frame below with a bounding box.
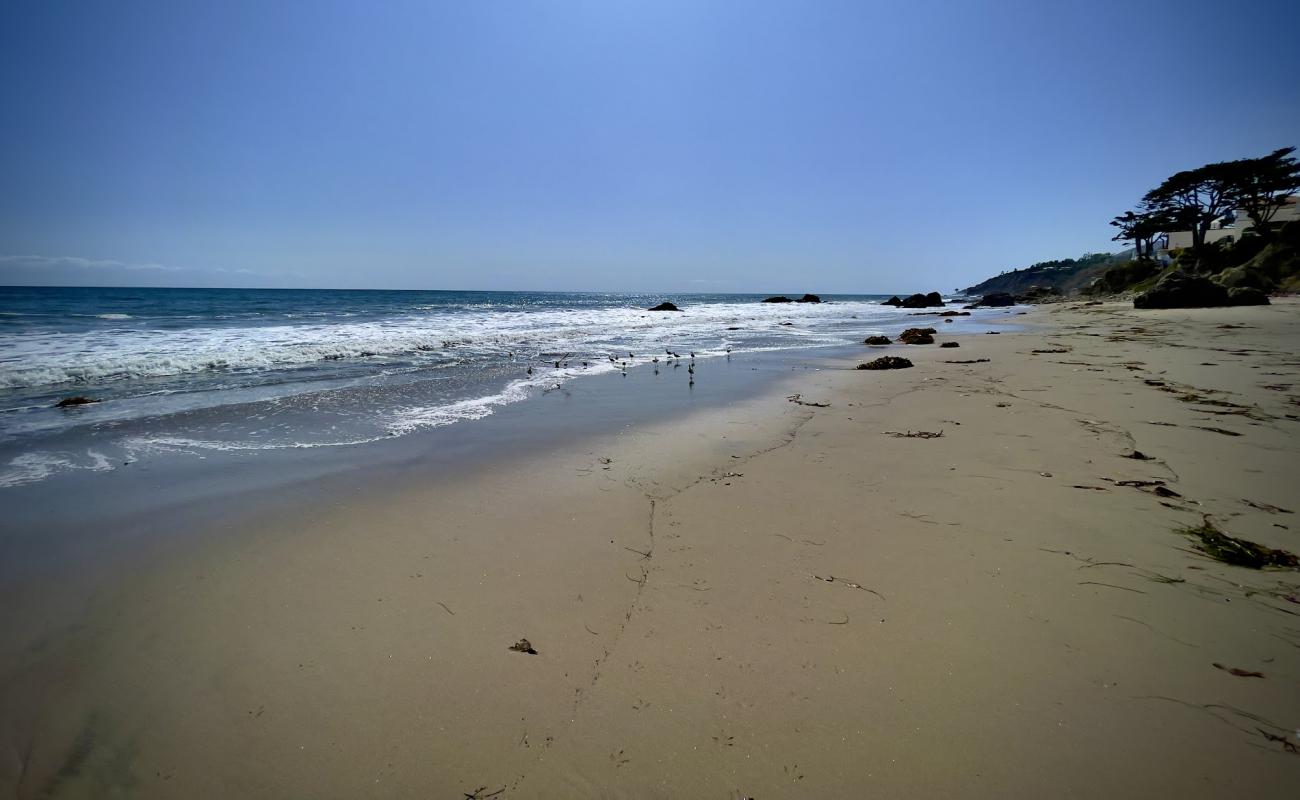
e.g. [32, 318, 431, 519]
[4, 300, 1299, 798]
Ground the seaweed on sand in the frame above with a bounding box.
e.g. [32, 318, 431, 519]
[1179, 518, 1298, 569]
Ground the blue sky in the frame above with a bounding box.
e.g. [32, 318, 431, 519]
[2, 0, 1298, 292]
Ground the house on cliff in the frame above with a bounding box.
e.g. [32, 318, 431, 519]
[1161, 195, 1300, 256]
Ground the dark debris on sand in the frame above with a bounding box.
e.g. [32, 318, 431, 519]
[1179, 518, 1298, 569]
[857, 356, 913, 370]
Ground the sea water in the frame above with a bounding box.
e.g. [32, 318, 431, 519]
[0, 287, 975, 488]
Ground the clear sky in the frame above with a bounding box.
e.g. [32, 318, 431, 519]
[2, 0, 1298, 293]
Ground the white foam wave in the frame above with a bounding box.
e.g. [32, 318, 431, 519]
[386, 374, 553, 434]
[0, 450, 116, 488]
[119, 433, 394, 455]
[0, 299, 906, 390]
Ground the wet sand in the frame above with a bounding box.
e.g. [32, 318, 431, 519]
[3, 300, 1299, 798]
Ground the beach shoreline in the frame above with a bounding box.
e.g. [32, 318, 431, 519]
[3, 300, 1299, 798]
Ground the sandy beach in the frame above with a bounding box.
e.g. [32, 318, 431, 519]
[4, 300, 1299, 798]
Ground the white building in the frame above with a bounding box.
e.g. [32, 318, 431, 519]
[1164, 195, 1300, 251]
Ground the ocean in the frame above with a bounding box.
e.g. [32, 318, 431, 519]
[0, 286, 973, 489]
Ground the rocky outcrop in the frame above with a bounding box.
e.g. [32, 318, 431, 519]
[1227, 286, 1270, 306]
[857, 356, 913, 370]
[55, 396, 100, 408]
[939, 342, 959, 348]
[900, 292, 945, 309]
[1133, 270, 1230, 309]
[898, 327, 937, 345]
[795, 294, 822, 303]
[970, 292, 1015, 308]
[882, 296, 903, 307]
[762, 296, 793, 303]
[864, 335, 892, 345]
[1092, 258, 1164, 295]
[1015, 285, 1061, 303]
[1215, 264, 1275, 292]
[648, 302, 682, 311]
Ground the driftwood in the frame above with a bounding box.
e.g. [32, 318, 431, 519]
[787, 394, 830, 407]
[882, 430, 943, 439]
[1213, 662, 1264, 678]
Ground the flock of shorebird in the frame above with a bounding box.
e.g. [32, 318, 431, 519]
[524, 345, 735, 390]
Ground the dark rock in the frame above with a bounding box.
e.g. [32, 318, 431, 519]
[857, 356, 913, 370]
[972, 292, 1015, 307]
[939, 342, 959, 348]
[900, 292, 945, 309]
[761, 296, 793, 303]
[944, 319, 953, 323]
[882, 296, 903, 307]
[648, 302, 682, 311]
[1227, 286, 1270, 306]
[864, 335, 892, 345]
[55, 396, 100, 408]
[795, 294, 822, 303]
[1216, 264, 1275, 292]
[778, 321, 794, 326]
[1015, 285, 1062, 303]
[898, 327, 937, 345]
[1133, 269, 1230, 309]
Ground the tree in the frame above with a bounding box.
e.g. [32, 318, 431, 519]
[1142, 160, 1240, 252]
[1110, 208, 1169, 259]
[1226, 147, 1300, 240]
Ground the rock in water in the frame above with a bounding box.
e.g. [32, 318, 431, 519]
[761, 296, 793, 303]
[648, 302, 682, 311]
[898, 327, 937, 345]
[864, 335, 892, 345]
[858, 356, 913, 370]
[900, 292, 945, 308]
[795, 293, 822, 303]
[882, 296, 903, 307]
[1133, 270, 1230, 309]
[55, 396, 100, 408]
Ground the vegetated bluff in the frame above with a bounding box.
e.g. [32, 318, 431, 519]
[962, 252, 1120, 297]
